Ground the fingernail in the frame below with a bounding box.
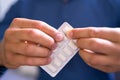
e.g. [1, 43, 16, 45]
[56, 33, 63, 41]
[67, 30, 73, 39]
[49, 51, 52, 54]
[52, 44, 57, 50]
[47, 58, 52, 64]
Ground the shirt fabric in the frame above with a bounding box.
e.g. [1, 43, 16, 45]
[0, 0, 120, 80]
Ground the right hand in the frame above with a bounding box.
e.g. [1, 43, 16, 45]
[0, 18, 63, 68]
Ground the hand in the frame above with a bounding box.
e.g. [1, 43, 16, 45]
[0, 18, 63, 68]
[67, 27, 120, 72]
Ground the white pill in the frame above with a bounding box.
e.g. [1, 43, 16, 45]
[54, 57, 62, 67]
[63, 47, 72, 56]
[58, 53, 66, 61]
[68, 41, 78, 50]
[46, 64, 57, 73]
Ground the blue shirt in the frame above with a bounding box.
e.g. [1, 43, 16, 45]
[0, 0, 120, 80]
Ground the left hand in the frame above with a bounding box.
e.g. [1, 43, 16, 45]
[67, 27, 120, 73]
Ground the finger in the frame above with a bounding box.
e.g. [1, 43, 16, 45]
[7, 42, 52, 57]
[7, 28, 56, 49]
[77, 38, 118, 55]
[68, 27, 120, 42]
[6, 53, 51, 66]
[18, 55, 51, 66]
[11, 18, 63, 42]
[79, 49, 114, 69]
[89, 56, 120, 72]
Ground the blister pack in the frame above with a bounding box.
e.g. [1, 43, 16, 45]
[41, 22, 79, 77]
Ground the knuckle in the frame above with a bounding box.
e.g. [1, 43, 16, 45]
[26, 58, 49, 66]
[40, 58, 49, 65]
[26, 58, 34, 66]
[76, 40, 80, 47]
[24, 44, 33, 56]
[12, 18, 21, 25]
[4, 29, 12, 39]
[48, 39, 55, 46]
[44, 50, 51, 57]
[27, 29, 37, 39]
[4, 29, 10, 36]
[5, 53, 12, 61]
[30, 20, 44, 30]
[26, 58, 33, 66]
[88, 27, 98, 37]
[4, 42, 9, 50]
[89, 57, 98, 65]
[89, 39, 98, 49]
[45, 37, 55, 49]
[38, 21, 47, 28]
[12, 18, 20, 23]
[5, 53, 14, 65]
[9, 18, 23, 28]
[27, 29, 45, 40]
[4, 29, 18, 42]
[25, 57, 37, 66]
[37, 21, 44, 27]
[31, 21, 41, 28]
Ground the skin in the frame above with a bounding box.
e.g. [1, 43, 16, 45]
[1, 18, 120, 73]
[67, 27, 120, 73]
[0, 18, 63, 69]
